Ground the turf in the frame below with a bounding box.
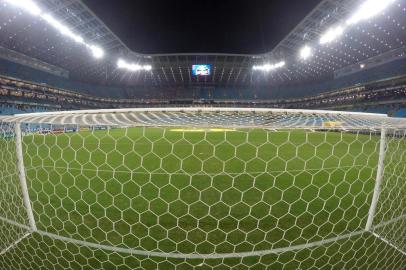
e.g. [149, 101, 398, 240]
[26, 128, 378, 250]
[3, 127, 405, 269]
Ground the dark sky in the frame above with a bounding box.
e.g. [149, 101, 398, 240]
[83, 0, 321, 54]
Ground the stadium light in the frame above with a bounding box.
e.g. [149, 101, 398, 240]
[41, 14, 85, 44]
[319, 25, 345, 45]
[88, 45, 104, 59]
[117, 59, 152, 71]
[346, 0, 397, 25]
[43, 14, 104, 58]
[253, 61, 285, 72]
[3, 0, 105, 59]
[300, 45, 312, 60]
[4, 0, 41, 16]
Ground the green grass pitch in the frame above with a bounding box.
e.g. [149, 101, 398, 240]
[2, 127, 404, 269]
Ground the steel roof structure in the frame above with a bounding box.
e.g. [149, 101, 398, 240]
[0, 0, 405, 88]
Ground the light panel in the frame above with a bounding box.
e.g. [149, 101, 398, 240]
[41, 14, 85, 44]
[3, 0, 104, 59]
[253, 61, 285, 72]
[319, 25, 344, 44]
[4, 0, 41, 16]
[300, 45, 312, 60]
[88, 45, 104, 59]
[117, 59, 152, 72]
[347, 0, 397, 25]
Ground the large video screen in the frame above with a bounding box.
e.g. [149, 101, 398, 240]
[192, 65, 211, 76]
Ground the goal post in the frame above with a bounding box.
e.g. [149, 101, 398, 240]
[0, 121, 36, 256]
[0, 108, 405, 269]
[365, 128, 387, 232]
[14, 123, 37, 232]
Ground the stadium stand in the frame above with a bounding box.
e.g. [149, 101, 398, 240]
[395, 108, 406, 117]
[0, 103, 51, 115]
[1, 47, 406, 116]
[2, 70, 406, 116]
[1, 52, 406, 102]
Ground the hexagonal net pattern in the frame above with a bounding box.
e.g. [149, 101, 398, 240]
[0, 108, 405, 270]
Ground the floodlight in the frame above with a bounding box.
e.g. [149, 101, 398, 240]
[42, 14, 64, 31]
[320, 25, 345, 44]
[300, 45, 312, 60]
[276, 61, 285, 68]
[73, 36, 85, 44]
[253, 65, 262, 71]
[117, 59, 126, 68]
[117, 59, 152, 71]
[5, 0, 104, 60]
[253, 61, 285, 72]
[89, 45, 104, 59]
[41, 14, 84, 44]
[4, 0, 41, 16]
[253, 65, 264, 71]
[347, 0, 396, 25]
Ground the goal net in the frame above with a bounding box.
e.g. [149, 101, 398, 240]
[0, 108, 405, 269]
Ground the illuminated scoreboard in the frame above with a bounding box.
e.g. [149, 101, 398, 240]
[192, 65, 211, 76]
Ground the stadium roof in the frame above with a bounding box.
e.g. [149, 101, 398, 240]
[81, 0, 321, 55]
[0, 0, 405, 88]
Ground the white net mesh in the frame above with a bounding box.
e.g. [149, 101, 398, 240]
[0, 108, 405, 269]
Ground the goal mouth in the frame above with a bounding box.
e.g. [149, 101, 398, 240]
[0, 108, 405, 267]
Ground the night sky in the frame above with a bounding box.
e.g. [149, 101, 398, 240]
[83, 0, 321, 54]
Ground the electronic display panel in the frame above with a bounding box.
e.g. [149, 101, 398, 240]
[192, 65, 211, 76]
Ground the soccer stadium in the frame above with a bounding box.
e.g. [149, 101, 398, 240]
[0, 0, 405, 269]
